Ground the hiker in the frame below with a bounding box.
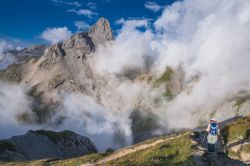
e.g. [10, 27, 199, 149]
[205, 118, 219, 153]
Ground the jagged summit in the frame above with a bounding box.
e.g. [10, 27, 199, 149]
[39, 18, 113, 72]
[65, 17, 113, 48]
[68, 17, 113, 49]
[41, 18, 113, 62]
[88, 17, 113, 45]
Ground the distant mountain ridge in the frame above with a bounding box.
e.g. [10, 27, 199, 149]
[0, 130, 97, 161]
[0, 45, 47, 67]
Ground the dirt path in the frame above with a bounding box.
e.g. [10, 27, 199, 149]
[81, 132, 191, 166]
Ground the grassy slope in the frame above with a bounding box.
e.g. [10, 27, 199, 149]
[221, 116, 250, 144]
[221, 116, 250, 160]
[154, 67, 173, 98]
[104, 133, 195, 166]
[0, 153, 109, 166]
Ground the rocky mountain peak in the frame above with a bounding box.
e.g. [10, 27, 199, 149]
[39, 18, 113, 71]
[88, 17, 113, 45]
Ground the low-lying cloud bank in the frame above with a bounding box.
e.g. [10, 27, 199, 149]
[0, 82, 38, 138]
[1, 0, 250, 151]
[90, 0, 250, 129]
[0, 82, 133, 151]
[0, 40, 17, 69]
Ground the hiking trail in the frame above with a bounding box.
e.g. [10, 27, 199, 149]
[81, 132, 190, 166]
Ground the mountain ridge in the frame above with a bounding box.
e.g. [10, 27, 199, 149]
[0, 130, 97, 161]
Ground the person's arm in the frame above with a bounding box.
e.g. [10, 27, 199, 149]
[205, 123, 210, 132]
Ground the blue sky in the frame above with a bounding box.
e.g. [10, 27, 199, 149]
[0, 0, 176, 47]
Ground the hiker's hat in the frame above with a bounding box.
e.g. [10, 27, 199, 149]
[210, 118, 217, 122]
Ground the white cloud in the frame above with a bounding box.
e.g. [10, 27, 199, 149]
[91, 18, 152, 74]
[74, 21, 90, 31]
[87, 2, 96, 9]
[0, 40, 12, 54]
[90, 0, 250, 131]
[16, 47, 23, 51]
[116, 18, 149, 29]
[53, 93, 133, 150]
[68, 8, 97, 18]
[0, 40, 16, 69]
[52, 0, 81, 7]
[154, 1, 183, 33]
[0, 82, 39, 139]
[152, 0, 250, 129]
[65, 1, 81, 7]
[41, 27, 72, 44]
[144, 1, 162, 12]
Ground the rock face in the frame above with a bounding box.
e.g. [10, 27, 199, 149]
[0, 130, 97, 161]
[88, 17, 113, 45]
[21, 18, 114, 102]
[39, 17, 112, 72]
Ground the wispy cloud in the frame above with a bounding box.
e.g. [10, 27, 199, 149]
[41, 27, 72, 44]
[74, 21, 90, 31]
[0, 82, 39, 139]
[87, 2, 96, 9]
[144, 1, 163, 12]
[51, 0, 63, 6]
[52, 0, 81, 7]
[67, 8, 97, 18]
[0, 40, 16, 69]
[116, 18, 149, 29]
[65, 1, 81, 7]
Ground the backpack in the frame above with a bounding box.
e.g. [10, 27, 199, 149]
[210, 122, 218, 135]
